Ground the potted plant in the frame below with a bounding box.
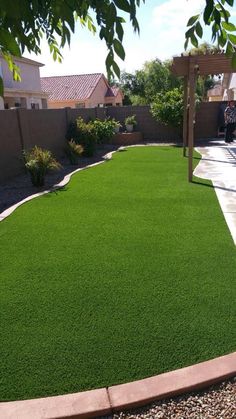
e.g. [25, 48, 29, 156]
[124, 115, 137, 132]
[113, 119, 122, 134]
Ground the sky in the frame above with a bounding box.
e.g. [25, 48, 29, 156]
[24, 0, 236, 77]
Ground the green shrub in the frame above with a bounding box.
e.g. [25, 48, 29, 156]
[92, 118, 118, 143]
[65, 141, 84, 165]
[151, 88, 184, 128]
[23, 146, 61, 187]
[66, 117, 121, 155]
[125, 115, 137, 126]
[68, 117, 97, 157]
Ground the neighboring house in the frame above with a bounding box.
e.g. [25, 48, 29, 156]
[208, 73, 236, 102]
[0, 56, 48, 110]
[41, 73, 123, 108]
[222, 73, 236, 101]
[207, 82, 224, 102]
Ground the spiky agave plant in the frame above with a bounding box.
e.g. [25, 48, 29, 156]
[65, 140, 84, 165]
[23, 146, 61, 187]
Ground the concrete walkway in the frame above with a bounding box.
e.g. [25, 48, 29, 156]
[194, 140, 236, 245]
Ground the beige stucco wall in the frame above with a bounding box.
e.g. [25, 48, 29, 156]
[47, 100, 88, 109]
[115, 91, 123, 105]
[87, 78, 109, 107]
[104, 91, 123, 106]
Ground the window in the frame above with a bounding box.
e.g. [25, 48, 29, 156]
[75, 103, 85, 108]
[31, 103, 39, 109]
[15, 103, 21, 108]
[105, 103, 113, 107]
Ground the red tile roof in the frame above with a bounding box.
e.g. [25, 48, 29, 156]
[40, 73, 105, 101]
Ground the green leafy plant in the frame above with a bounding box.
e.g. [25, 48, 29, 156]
[66, 117, 121, 154]
[125, 115, 137, 126]
[23, 146, 61, 187]
[65, 140, 84, 165]
[92, 118, 118, 143]
[151, 88, 184, 128]
[70, 117, 98, 157]
[113, 119, 122, 133]
[185, 1, 236, 68]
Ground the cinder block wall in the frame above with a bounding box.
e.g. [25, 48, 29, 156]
[107, 106, 181, 142]
[0, 110, 24, 182]
[195, 102, 219, 139]
[0, 102, 221, 183]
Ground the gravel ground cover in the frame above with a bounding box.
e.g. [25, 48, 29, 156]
[113, 377, 236, 419]
[0, 145, 117, 214]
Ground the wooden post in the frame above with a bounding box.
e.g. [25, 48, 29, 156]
[183, 76, 188, 157]
[188, 63, 196, 182]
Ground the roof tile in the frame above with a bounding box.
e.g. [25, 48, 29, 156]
[41, 73, 104, 101]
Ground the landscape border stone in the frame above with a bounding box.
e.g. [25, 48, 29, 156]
[0, 352, 235, 418]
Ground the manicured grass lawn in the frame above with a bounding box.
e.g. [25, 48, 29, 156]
[0, 146, 236, 401]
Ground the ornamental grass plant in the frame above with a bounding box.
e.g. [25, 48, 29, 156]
[23, 146, 61, 187]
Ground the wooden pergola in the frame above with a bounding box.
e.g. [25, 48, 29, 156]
[172, 53, 235, 182]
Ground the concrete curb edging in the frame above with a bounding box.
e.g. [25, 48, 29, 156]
[0, 352, 235, 418]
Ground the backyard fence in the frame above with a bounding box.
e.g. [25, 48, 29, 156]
[0, 102, 220, 183]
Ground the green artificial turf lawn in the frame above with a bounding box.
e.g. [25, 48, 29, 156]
[0, 146, 236, 401]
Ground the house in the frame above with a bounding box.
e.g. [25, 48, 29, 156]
[40, 73, 123, 108]
[222, 73, 236, 101]
[0, 56, 48, 110]
[207, 81, 224, 102]
[207, 73, 236, 102]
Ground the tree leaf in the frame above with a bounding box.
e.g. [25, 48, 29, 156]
[229, 33, 236, 44]
[225, 0, 234, 6]
[213, 9, 221, 25]
[112, 60, 120, 79]
[190, 33, 198, 48]
[113, 38, 125, 60]
[196, 22, 203, 38]
[222, 21, 236, 31]
[116, 20, 124, 41]
[218, 29, 227, 47]
[203, 0, 214, 24]
[187, 14, 199, 27]
[0, 29, 21, 56]
[184, 38, 189, 50]
[113, 0, 130, 13]
[226, 40, 235, 57]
